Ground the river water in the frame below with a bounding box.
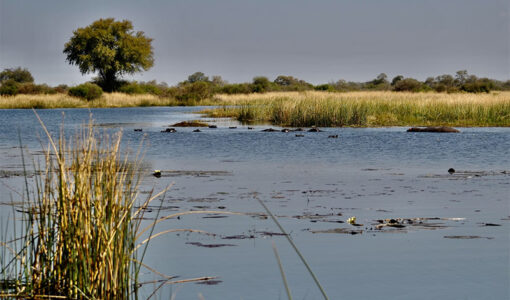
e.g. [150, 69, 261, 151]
[0, 107, 508, 299]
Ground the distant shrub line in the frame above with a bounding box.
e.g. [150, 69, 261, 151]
[1, 68, 509, 106]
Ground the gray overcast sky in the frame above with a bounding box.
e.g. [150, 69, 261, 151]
[1, 0, 509, 86]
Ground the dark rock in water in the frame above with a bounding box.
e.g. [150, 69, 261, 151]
[448, 168, 455, 174]
[444, 235, 494, 240]
[407, 126, 460, 133]
[483, 223, 501, 226]
[134, 128, 142, 132]
[295, 134, 305, 137]
[328, 135, 338, 138]
[247, 127, 254, 130]
[193, 129, 201, 132]
[292, 128, 305, 132]
[262, 128, 279, 132]
[161, 128, 177, 133]
[229, 126, 237, 129]
[281, 128, 290, 133]
[186, 242, 236, 248]
[208, 125, 218, 128]
[308, 128, 322, 132]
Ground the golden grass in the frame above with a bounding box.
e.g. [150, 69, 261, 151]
[0, 93, 179, 109]
[204, 91, 510, 127]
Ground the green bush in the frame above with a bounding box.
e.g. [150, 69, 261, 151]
[0, 79, 20, 95]
[0, 67, 34, 84]
[175, 81, 212, 103]
[68, 83, 103, 100]
[251, 76, 271, 93]
[17, 83, 56, 94]
[54, 84, 69, 93]
[314, 84, 335, 92]
[119, 81, 163, 95]
[393, 78, 424, 92]
[220, 83, 252, 94]
[119, 82, 145, 94]
[140, 83, 162, 95]
[461, 79, 493, 93]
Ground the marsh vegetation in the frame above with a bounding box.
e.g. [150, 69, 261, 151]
[202, 91, 510, 127]
[0, 117, 166, 298]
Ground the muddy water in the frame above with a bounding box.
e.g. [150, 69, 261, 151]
[0, 107, 508, 299]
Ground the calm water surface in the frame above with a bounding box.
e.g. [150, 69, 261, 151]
[0, 107, 508, 300]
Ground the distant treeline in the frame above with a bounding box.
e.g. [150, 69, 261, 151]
[1, 67, 509, 102]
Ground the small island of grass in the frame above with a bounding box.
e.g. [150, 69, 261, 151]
[171, 120, 210, 127]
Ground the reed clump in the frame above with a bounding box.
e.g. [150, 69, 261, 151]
[0, 116, 161, 299]
[206, 91, 510, 127]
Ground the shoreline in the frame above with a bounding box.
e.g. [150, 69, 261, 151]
[1, 91, 509, 127]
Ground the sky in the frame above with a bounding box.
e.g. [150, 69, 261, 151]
[1, 0, 509, 86]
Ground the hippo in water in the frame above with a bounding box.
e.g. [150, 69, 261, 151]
[262, 128, 279, 132]
[407, 126, 460, 133]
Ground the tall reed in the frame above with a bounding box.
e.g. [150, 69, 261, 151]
[205, 91, 510, 127]
[0, 114, 162, 299]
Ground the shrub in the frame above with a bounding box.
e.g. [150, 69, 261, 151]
[119, 82, 145, 94]
[0, 79, 20, 95]
[175, 81, 212, 102]
[391, 75, 404, 86]
[140, 82, 162, 95]
[17, 83, 56, 94]
[314, 84, 335, 92]
[393, 78, 424, 92]
[187, 71, 209, 83]
[461, 79, 493, 93]
[251, 76, 271, 93]
[119, 81, 163, 95]
[68, 83, 103, 100]
[220, 83, 252, 94]
[0, 67, 34, 83]
[274, 75, 314, 91]
[54, 84, 69, 93]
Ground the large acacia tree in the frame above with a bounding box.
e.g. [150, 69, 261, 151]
[64, 18, 154, 92]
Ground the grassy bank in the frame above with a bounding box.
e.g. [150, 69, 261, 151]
[0, 92, 221, 109]
[202, 91, 510, 127]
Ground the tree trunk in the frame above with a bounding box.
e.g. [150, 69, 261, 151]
[100, 70, 117, 92]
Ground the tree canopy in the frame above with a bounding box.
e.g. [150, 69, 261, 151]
[63, 18, 154, 92]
